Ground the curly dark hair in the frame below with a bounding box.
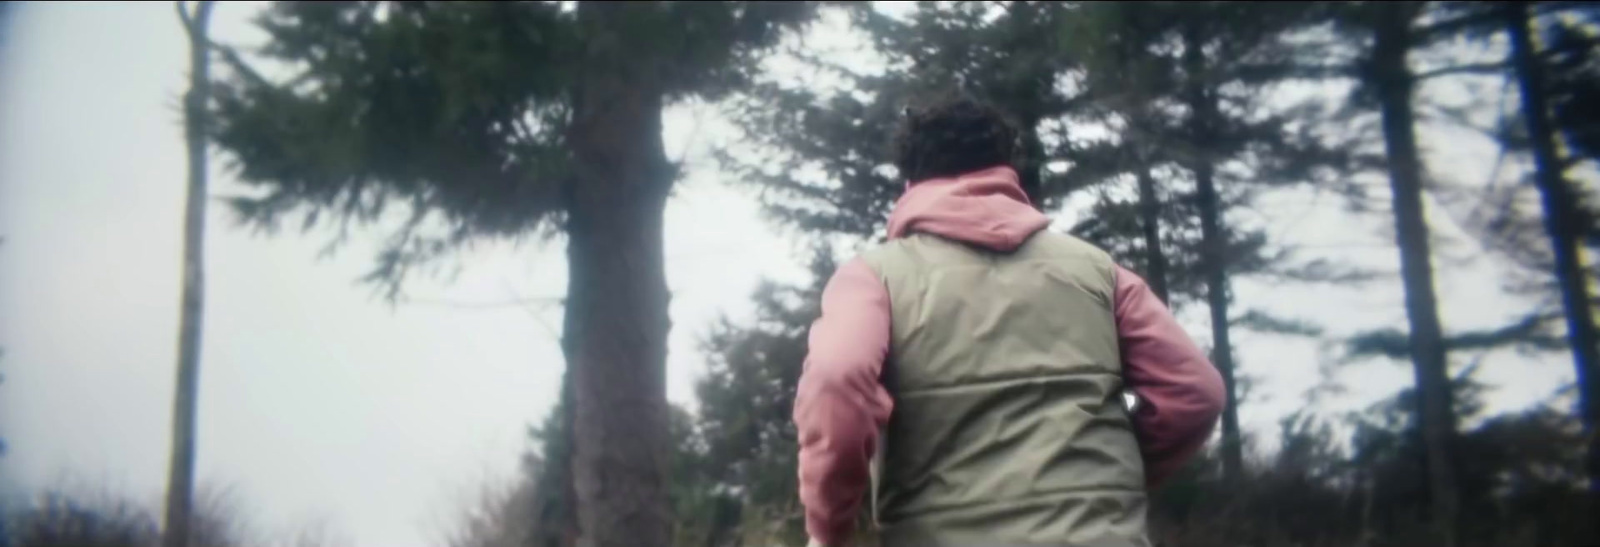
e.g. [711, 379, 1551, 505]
[891, 94, 1021, 183]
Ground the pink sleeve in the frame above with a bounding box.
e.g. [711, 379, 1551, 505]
[1114, 265, 1225, 488]
[793, 258, 895, 547]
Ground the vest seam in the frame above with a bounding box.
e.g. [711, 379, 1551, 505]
[894, 258, 1116, 273]
[879, 486, 1146, 523]
[895, 370, 1119, 397]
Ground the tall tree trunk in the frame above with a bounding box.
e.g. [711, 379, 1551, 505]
[1019, 114, 1046, 207]
[1192, 157, 1244, 482]
[533, 371, 579, 547]
[164, 3, 215, 547]
[1182, 24, 1244, 482]
[564, 5, 674, 547]
[1370, 3, 1459, 544]
[1135, 163, 1170, 304]
[1505, 1, 1600, 496]
[1004, 0, 1047, 209]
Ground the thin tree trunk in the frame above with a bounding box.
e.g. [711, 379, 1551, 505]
[1193, 162, 1244, 481]
[1504, 1, 1600, 496]
[1004, 0, 1047, 209]
[1019, 114, 1046, 207]
[1370, 3, 1459, 544]
[164, 3, 215, 547]
[565, 5, 674, 547]
[1182, 24, 1244, 482]
[1135, 164, 1170, 304]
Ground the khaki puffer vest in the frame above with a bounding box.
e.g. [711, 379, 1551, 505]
[859, 231, 1150, 547]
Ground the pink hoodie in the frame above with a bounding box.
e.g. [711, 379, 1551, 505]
[793, 166, 1226, 546]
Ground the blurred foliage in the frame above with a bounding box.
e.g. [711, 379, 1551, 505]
[449, 265, 1592, 547]
[440, 1, 1599, 546]
[149, 1, 1600, 546]
[1146, 385, 1590, 547]
[2, 485, 339, 547]
[211, 1, 818, 296]
[718, 2, 1080, 238]
[211, 5, 822, 546]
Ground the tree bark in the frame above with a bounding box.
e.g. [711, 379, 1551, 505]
[564, 5, 675, 547]
[1182, 24, 1244, 483]
[1370, 3, 1459, 544]
[1504, 1, 1600, 496]
[164, 3, 215, 547]
[533, 371, 579, 547]
[1135, 164, 1170, 304]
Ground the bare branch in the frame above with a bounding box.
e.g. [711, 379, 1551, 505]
[1231, 62, 1360, 84]
[401, 296, 564, 310]
[179, 1, 217, 43]
[176, 1, 193, 35]
[503, 281, 564, 342]
[210, 42, 274, 89]
[672, 102, 706, 166]
[1415, 61, 1508, 81]
[1535, 1, 1598, 16]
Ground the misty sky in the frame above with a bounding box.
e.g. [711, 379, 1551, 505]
[0, 3, 1578, 547]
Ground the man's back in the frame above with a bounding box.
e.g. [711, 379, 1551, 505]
[863, 231, 1148, 546]
[792, 97, 1223, 547]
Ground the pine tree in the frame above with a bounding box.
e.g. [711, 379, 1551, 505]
[205, 4, 816, 546]
[1338, 2, 1463, 542]
[727, 3, 1363, 488]
[1541, 6, 1600, 496]
[1056, 1, 1186, 302]
[1063, 1, 1367, 481]
[448, 393, 721, 547]
[1325, 1, 1600, 531]
[1501, 0, 1600, 494]
[691, 249, 832, 545]
[482, 250, 839, 547]
[721, 2, 1081, 239]
[1337, 0, 1600, 536]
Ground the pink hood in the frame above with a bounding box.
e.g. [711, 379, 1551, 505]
[886, 165, 1050, 251]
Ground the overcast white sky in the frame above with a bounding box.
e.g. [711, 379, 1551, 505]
[0, 3, 1579, 547]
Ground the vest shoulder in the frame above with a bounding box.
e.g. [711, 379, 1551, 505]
[857, 231, 1116, 275]
[855, 235, 955, 275]
[854, 241, 903, 278]
[1024, 230, 1116, 264]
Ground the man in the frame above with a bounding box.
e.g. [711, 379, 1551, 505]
[793, 96, 1226, 547]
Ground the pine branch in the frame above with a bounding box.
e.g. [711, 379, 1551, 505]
[401, 296, 564, 309]
[1233, 309, 1326, 338]
[1345, 311, 1569, 361]
[1232, 62, 1360, 84]
[1414, 7, 1502, 45]
[1561, 155, 1587, 172]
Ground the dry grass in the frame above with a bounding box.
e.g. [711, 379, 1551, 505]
[3, 481, 345, 547]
